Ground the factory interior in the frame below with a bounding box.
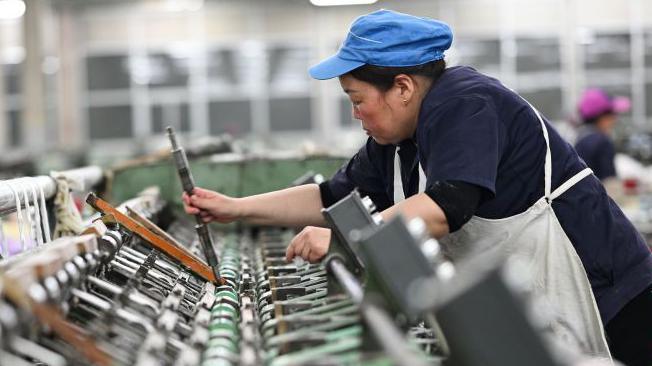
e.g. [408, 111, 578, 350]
[0, 0, 652, 365]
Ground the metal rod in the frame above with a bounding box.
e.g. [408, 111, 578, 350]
[328, 258, 363, 304]
[361, 302, 430, 366]
[52, 166, 104, 191]
[0, 166, 103, 216]
[327, 257, 429, 366]
[166, 126, 223, 286]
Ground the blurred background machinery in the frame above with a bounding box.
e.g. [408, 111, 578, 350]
[1, 0, 652, 169]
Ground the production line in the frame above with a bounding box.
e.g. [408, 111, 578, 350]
[0, 196, 466, 365]
[0, 129, 626, 366]
[0, 187, 433, 365]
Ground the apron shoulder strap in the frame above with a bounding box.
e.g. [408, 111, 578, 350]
[522, 98, 594, 202]
[523, 100, 553, 200]
[393, 146, 427, 204]
[549, 168, 593, 200]
[393, 146, 404, 203]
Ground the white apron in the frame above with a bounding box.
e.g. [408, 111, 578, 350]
[393, 144, 427, 203]
[434, 104, 611, 359]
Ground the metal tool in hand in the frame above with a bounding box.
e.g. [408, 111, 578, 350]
[166, 126, 223, 287]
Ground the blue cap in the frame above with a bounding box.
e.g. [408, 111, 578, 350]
[309, 9, 453, 80]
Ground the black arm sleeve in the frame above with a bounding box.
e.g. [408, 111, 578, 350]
[424, 180, 486, 232]
[319, 181, 339, 208]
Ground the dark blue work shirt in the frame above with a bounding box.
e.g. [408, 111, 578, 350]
[322, 66, 652, 324]
[575, 126, 617, 180]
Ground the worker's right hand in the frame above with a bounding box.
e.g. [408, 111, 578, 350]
[182, 187, 240, 223]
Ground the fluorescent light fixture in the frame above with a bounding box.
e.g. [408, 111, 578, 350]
[0, 0, 25, 20]
[3, 46, 24, 64]
[163, 0, 204, 12]
[310, 0, 378, 6]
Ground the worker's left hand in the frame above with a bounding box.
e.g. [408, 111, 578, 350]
[285, 226, 331, 263]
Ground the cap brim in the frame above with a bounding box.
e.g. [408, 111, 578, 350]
[309, 55, 364, 80]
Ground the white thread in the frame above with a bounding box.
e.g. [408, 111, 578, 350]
[17, 179, 36, 250]
[0, 216, 5, 258]
[4, 181, 25, 252]
[28, 179, 44, 247]
[37, 178, 51, 243]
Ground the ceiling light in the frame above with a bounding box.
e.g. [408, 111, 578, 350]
[310, 0, 378, 6]
[0, 0, 25, 20]
[163, 0, 203, 12]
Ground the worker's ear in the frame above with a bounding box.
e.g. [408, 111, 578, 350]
[393, 74, 417, 104]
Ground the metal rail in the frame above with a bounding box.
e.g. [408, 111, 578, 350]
[0, 166, 103, 216]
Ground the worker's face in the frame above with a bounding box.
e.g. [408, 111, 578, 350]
[599, 113, 617, 134]
[339, 74, 416, 145]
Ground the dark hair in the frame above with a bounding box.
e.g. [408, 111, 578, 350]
[348, 59, 446, 91]
[583, 110, 614, 125]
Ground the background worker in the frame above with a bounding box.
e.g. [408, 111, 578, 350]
[575, 88, 631, 195]
[184, 9, 652, 366]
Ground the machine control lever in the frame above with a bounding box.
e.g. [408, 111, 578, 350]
[166, 126, 223, 287]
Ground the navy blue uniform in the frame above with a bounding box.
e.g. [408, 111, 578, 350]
[320, 66, 652, 326]
[575, 127, 617, 180]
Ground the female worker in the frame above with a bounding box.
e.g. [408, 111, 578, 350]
[574, 88, 629, 181]
[183, 9, 652, 365]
